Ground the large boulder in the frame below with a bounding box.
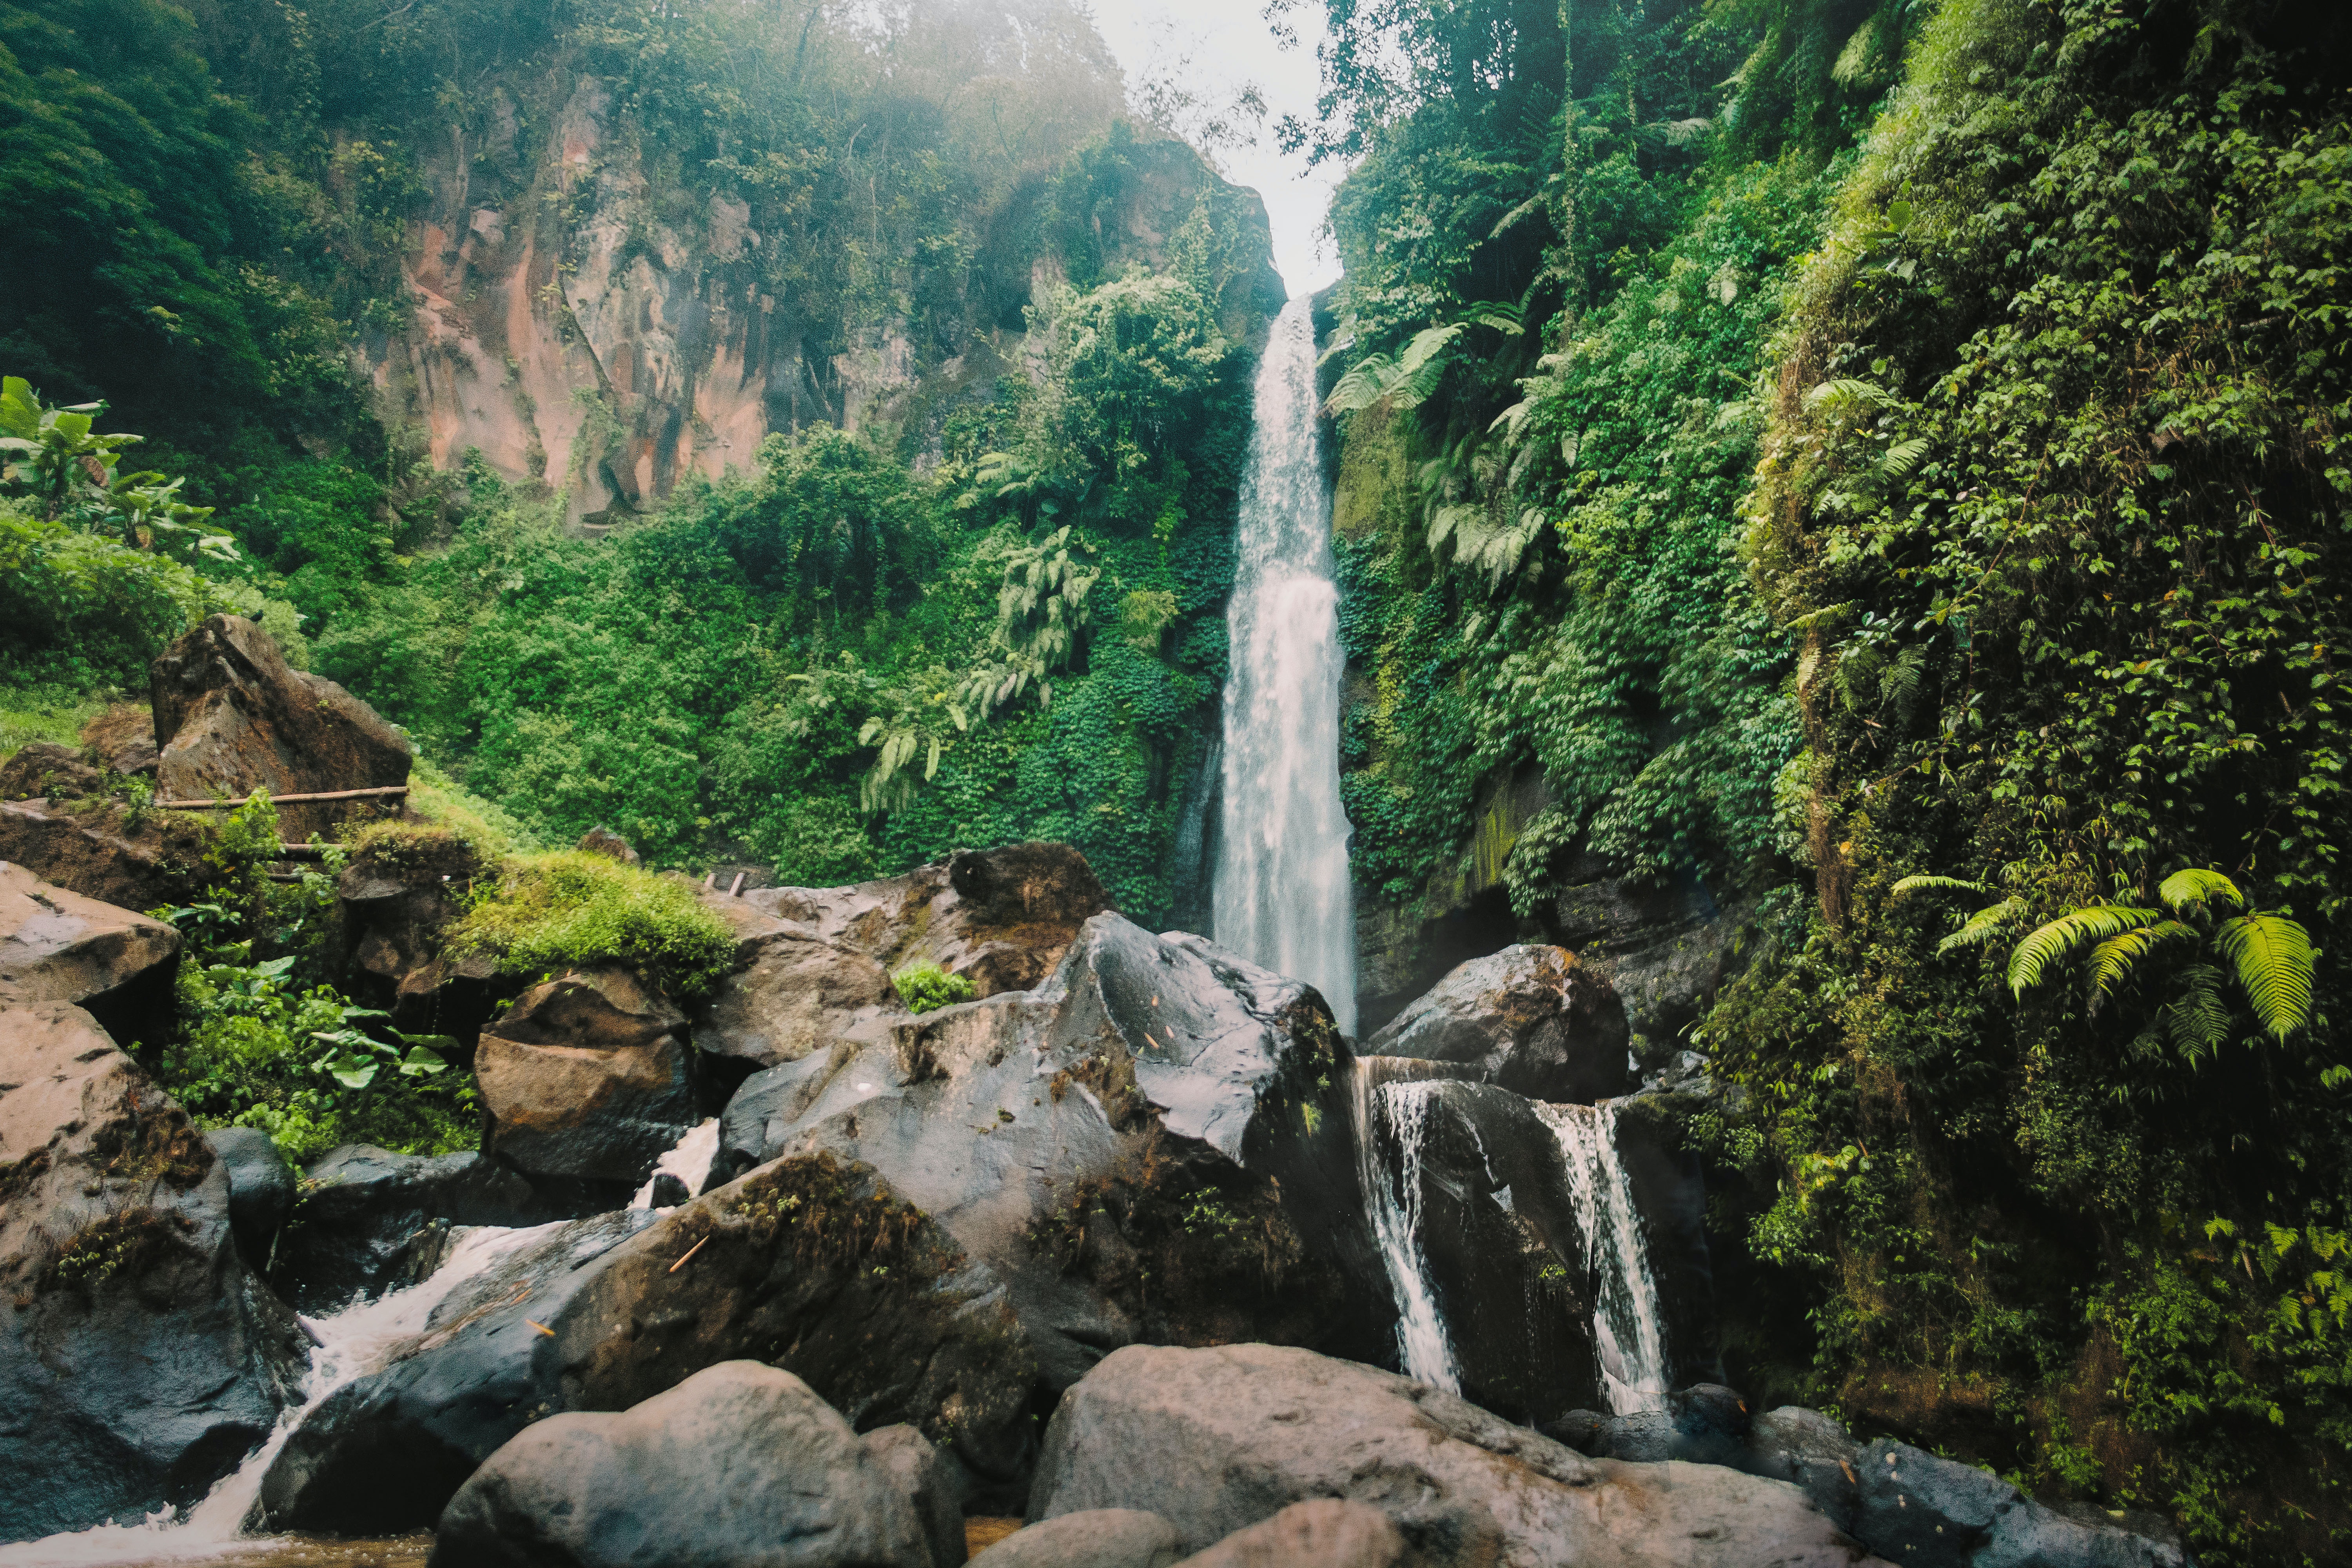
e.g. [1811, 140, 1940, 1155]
[1362, 945, 1631, 1105]
[81, 702, 161, 778]
[475, 967, 699, 1195]
[692, 842, 1112, 1068]
[969, 1510, 1181, 1568]
[428, 1361, 943, 1568]
[0, 1005, 304, 1539]
[268, 1144, 568, 1312]
[337, 824, 508, 1040]
[258, 1153, 1036, 1534]
[1173, 1501, 1407, 1568]
[1354, 1067, 1604, 1421]
[149, 613, 410, 841]
[0, 860, 180, 1045]
[722, 912, 1387, 1390]
[0, 799, 217, 915]
[0, 741, 103, 800]
[1030, 1343, 1886, 1568]
[209, 1125, 297, 1272]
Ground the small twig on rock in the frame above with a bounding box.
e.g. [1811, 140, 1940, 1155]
[155, 785, 410, 809]
[669, 1235, 710, 1274]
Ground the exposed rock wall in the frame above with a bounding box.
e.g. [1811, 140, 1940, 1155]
[372, 84, 1283, 526]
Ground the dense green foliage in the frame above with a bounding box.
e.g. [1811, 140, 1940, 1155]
[1313, 0, 2350, 1555]
[893, 963, 977, 1015]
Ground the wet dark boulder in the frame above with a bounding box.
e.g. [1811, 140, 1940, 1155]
[1029, 1342, 1887, 1567]
[1362, 945, 1631, 1105]
[1354, 1067, 1604, 1421]
[0, 798, 216, 916]
[0, 1005, 304, 1540]
[693, 894, 901, 1070]
[428, 1361, 944, 1568]
[723, 912, 1386, 1390]
[257, 1153, 1036, 1535]
[150, 613, 410, 841]
[0, 860, 181, 1046]
[475, 967, 699, 1195]
[267, 1143, 564, 1312]
[209, 1125, 297, 1272]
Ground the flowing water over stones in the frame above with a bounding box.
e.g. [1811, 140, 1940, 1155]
[1214, 296, 1356, 1034]
[8, 1224, 560, 1568]
[1540, 1102, 1671, 1414]
[1349, 1060, 1467, 1390]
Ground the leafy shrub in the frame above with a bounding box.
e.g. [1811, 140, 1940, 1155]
[448, 851, 736, 996]
[893, 963, 976, 1015]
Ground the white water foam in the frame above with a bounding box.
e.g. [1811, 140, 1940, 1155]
[630, 1118, 720, 1209]
[8, 1221, 563, 1567]
[1540, 1101, 1670, 1414]
[1213, 296, 1357, 1034]
[1351, 1060, 1461, 1390]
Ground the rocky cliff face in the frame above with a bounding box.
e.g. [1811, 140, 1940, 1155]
[373, 81, 1282, 525]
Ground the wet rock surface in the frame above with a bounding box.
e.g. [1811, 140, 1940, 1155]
[269, 1145, 567, 1312]
[0, 859, 181, 1045]
[1030, 1342, 1889, 1567]
[211, 1125, 298, 1272]
[0, 1005, 304, 1540]
[428, 1361, 942, 1568]
[337, 826, 507, 1040]
[1361, 945, 1632, 1104]
[151, 614, 411, 841]
[475, 967, 699, 1194]
[258, 1154, 1035, 1534]
[723, 912, 1385, 1390]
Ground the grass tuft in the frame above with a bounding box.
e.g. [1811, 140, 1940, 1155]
[449, 850, 734, 995]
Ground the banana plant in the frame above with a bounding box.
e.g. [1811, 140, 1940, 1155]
[105, 471, 239, 564]
[0, 376, 143, 520]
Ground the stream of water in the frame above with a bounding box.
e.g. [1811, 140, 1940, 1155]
[1350, 1059, 1463, 1391]
[1213, 295, 1357, 1035]
[1540, 1102, 1671, 1414]
[10, 1223, 562, 1568]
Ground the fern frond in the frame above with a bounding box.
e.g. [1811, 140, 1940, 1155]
[2159, 868, 2245, 917]
[1892, 875, 1988, 897]
[2082, 920, 2196, 1012]
[2214, 913, 2315, 1040]
[1937, 897, 2024, 955]
[2163, 967, 2231, 1058]
[1324, 354, 1396, 414]
[1879, 437, 1930, 482]
[1805, 378, 1894, 411]
[2008, 906, 2159, 998]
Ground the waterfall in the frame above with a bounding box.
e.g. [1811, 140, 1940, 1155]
[1540, 1102, 1670, 1414]
[1213, 296, 1357, 1034]
[11, 1220, 563, 1566]
[1351, 1058, 1461, 1390]
[631, 1117, 721, 1208]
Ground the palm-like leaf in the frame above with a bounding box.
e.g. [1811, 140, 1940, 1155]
[2162, 967, 2232, 1058]
[1891, 874, 1987, 897]
[1324, 354, 1396, 414]
[2008, 906, 2159, 998]
[2159, 868, 2245, 917]
[2082, 920, 2196, 1012]
[1937, 897, 2024, 955]
[2213, 913, 2316, 1040]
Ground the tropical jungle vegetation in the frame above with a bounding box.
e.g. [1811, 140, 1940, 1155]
[3, 0, 2348, 1557]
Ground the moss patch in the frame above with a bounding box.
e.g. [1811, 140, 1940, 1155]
[448, 849, 735, 996]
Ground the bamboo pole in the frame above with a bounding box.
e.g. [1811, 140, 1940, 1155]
[155, 785, 409, 809]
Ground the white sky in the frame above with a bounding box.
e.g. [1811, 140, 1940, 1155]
[1088, 0, 1346, 295]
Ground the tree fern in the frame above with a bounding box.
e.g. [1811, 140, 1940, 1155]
[1891, 874, 1987, 896]
[2008, 906, 2159, 998]
[1937, 896, 2024, 955]
[2159, 868, 2245, 916]
[2081, 920, 2195, 1012]
[2213, 913, 2316, 1040]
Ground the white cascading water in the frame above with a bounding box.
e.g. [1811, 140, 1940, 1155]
[1540, 1102, 1670, 1414]
[10, 1221, 563, 1568]
[1214, 295, 1357, 1035]
[1351, 1060, 1461, 1390]
[631, 1117, 720, 1208]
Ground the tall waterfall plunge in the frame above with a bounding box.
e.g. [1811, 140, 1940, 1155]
[1214, 296, 1357, 1034]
